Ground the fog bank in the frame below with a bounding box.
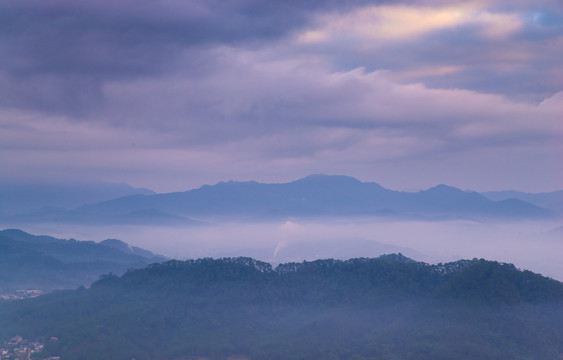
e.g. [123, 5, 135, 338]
[3, 218, 562, 281]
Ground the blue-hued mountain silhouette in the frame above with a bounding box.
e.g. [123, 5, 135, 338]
[482, 189, 563, 215]
[2, 206, 203, 226]
[0, 180, 154, 216]
[1, 255, 562, 360]
[0, 229, 166, 292]
[1, 175, 556, 225]
[73, 174, 554, 222]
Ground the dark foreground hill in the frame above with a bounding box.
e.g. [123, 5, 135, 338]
[0, 229, 165, 293]
[1, 255, 562, 360]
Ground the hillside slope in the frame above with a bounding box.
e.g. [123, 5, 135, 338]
[1, 255, 562, 360]
[0, 229, 165, 293]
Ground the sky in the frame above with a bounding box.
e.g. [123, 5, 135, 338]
[1, 0, 562, 193]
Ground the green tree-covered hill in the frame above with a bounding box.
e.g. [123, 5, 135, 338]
[0, 229, 165, 292]
[1, 255, 562, 359]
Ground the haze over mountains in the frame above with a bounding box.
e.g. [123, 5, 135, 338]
[70, 174, 562, 221]
[2, 0, 561, 357]
[2, 255, 562, 360]
[1, 176, 562, 359]
[1, 175, 559, 226]
[0, 180, 154, 216]
[482, 190, 563, 214]
[0, 229, 165, 293]
[2, 175, 561, 280]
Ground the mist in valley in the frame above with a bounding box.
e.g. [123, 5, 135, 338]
[6, 217, 562, 281]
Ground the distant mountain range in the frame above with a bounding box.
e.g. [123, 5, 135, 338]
[482, 189, 563, 214]
[70, 175, 558, 222]
[1, 255, 561, 360]
[0, 180, 154, 216]
[0, 229, 165, 293]
[1, 175, 560, 225]
[3, 207, 202, 226]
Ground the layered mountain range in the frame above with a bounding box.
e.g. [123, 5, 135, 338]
[0, 229, 165, 293]
[0, 180, 154, 216]
[1, 175, 559, 225]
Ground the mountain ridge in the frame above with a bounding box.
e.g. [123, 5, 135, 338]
[0, 180, 154, 216]
[1, 175, 558, 225]
[1, 255, 562, 360]
[482, 189, 563, 214]
[0, 229, 166, 293]
[75, 174, 555, 222]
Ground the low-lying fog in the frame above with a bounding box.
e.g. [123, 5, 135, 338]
[4, 218, 563, 281]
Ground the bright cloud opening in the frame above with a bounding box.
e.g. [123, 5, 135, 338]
[297, 4, 523, 44]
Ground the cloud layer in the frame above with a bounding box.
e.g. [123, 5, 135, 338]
[0, 0, 561, 192]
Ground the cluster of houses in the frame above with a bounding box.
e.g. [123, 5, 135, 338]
[0, 336, 58, 360]
[0, 290, 43, 301]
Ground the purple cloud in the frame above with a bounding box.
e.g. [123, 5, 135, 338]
[0, 0, 561, 192]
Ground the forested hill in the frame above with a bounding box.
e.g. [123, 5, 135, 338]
[97, 255, 563, 304]
[1, 255, 562, 360]
[0, 229, 166, 292]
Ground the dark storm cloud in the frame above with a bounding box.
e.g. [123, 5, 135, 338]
[2, 0, 560, 114]
[0, 0, 393, 115]
[0, 0, 561, 192]
[0, 0, 295, 73]
[0, 0, 385, 77]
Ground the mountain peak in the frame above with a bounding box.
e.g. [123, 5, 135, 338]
[211, 180, 260, 187]
[99, 238, 131, 252]
[49, 176, 554, 222]
[424, 184, 464, 193]
[292, 174, 363, 185]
